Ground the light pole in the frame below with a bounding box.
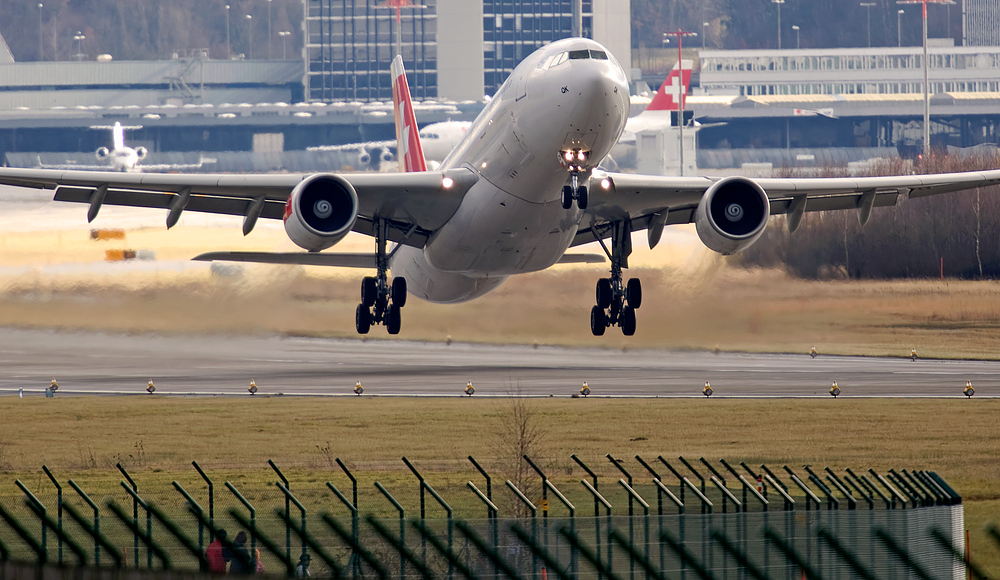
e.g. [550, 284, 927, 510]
[897, 9, 904, 46]
[792, 25, 800, 49]
[860, 3, 876, 47]
[663, 29, 696, 176]
[279, 31, 290, 59]
[37, 3, 43, 61]
[702, 22, 709, 49]
[897, 0, 955, 158]
[225, 5, 231, 59]
[267, 0, 272, 60]
[772, 0, 785, 49]
[246, 14, 253, 59]
[73, 31, 85, 61]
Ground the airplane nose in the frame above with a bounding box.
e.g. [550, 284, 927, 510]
[571, 63, 630, 134]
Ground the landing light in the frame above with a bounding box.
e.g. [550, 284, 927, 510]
[601, 178, 611, 190]
[442, 176, 454, 189]
[577, 150, 586, 161]
[564, 151, 574, 162]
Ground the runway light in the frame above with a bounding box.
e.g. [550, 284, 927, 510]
[354, 380, 364, 396]
[442, 176, 454, 189]
[248, 379, 258, 395]
[465, 381, 475, 396]
[146, 380, 156, 394]
[830, 381, 840, 398]
[810, 346, 818, 359]
[49, 379, 59, 392]
[703, 381, 713, 397]
[580, 381, 591, 397]
[910, 348, 918, 361]
[964, 380, 975, 398]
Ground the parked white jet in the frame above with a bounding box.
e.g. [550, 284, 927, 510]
[96, 122, 147, 172]
[2, 38, 999, 337]
[308, 120, 470, 171]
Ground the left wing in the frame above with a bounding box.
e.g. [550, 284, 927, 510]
[0, 166, 478, 247]
[575, 169, 1000, 248]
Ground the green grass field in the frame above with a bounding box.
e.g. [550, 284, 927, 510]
[1, 397, 998, 570]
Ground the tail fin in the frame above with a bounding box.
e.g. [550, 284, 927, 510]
[645, 59, 693, 112]
[391, 55, 427, 173]
[112, 122, 125, 151]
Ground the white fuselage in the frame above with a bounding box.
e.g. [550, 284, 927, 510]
[391, 38, 631, 303]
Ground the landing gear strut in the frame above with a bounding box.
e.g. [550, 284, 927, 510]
[356, 218, 408, 335]
[590, 220, 641, 336]
[559, 148, 590, 210]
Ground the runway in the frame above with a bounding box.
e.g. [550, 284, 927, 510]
[0, 327, 995, 398]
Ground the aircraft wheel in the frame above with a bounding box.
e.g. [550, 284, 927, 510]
[361, 276, 378, 307]
[391, 277, 407, 307]
[596, 278, 613, 309]
[355, 303, 371, 334]
[561, 186, 573, 210]
[386, 304, 402, 335]
[626, 278, 642, 309]
[621, 306, 637, 336]
[590, 305, 606, 336]
[577, 185, 588, 210]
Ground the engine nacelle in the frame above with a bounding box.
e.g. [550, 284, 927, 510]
[135, 147, 147, 160]
[96, 147, 109, 160]
[694, 176, 770, 255]
[283, 174, 359, 252]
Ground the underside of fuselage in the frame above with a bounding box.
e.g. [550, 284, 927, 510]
[394, 38, 631, 304]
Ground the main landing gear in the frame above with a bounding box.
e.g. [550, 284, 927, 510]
[560, 148, 590, 210]
[590, 220, 642, 336]
[356, 218, 408, 335]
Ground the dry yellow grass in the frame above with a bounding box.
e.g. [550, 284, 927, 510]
[0, 397, 998, 569]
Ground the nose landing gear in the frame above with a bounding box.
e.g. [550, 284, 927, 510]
[559, 149, 591, 210]
[590, 220, 641, 336]
[356, 218, 408, 335]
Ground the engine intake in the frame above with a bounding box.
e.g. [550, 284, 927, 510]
[283, 174, 359, 252]
[694, 176, 770, 255]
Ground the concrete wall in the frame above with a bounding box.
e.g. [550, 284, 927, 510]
[436, 0, 484, 102]
[592, 0, 632, 70]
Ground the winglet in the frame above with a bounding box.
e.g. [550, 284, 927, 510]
[646, 59, 693, 112]
[391, 55, 427, 173]
[112, 122, 125, 151]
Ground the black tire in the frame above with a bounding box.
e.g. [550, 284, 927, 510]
[621, 306, 637, 336]
[596, 278, 613, 309]
[561, 185, 573, 210]
[355, 303, 371, 334]
[626, 278, 642, 309]
[577, 185, 588, 210]
[386, 304, 402, 335]
[391, 277, 408, 307]
[361, 276, 378, 307]
[590, 305, 606, 336]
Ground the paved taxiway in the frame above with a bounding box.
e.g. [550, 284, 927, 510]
[0, 328, 996, 398]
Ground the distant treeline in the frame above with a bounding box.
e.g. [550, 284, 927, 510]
[735, 155, 1000, 280]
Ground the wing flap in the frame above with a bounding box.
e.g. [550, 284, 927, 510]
[192, 251, 376, 268]
[55, 186, 286, 219]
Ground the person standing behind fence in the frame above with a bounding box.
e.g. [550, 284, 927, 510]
[206, 528, 229, 574]
[295, 553, 311, 577]
[229, 531, 252, 575]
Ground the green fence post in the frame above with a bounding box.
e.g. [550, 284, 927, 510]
[322, 513, 389, 580]
[507, 480, 539, 577]
[23, 499, 87, 566]
[374, 481, 407, 579]
[104, 500, 170, 570]
[334, 458, 361, 580]
[710, 531, 770, 580]
[229, 509, 294, 577]
[273, 508, 342, 579]
[368, 516, 435, 580]
[414, 520, 481, 580]
[41, 466, 62, 564]
[119, 480, 153, 568]
[116, 463, 140, 567]
[14, 480, 46, 558]
[147, 503, 210, 571]
[558, 526, 624, 580]
[226, 482, 257, 554]
[268, 459, 292, 564]
[510, 523, 573, 580]
[456, 520, 524, 580]
[0, 500, 46, 564]
[62, 501, 121, 568]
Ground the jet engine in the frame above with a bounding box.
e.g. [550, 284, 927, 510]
[96, 147, 110, 160]
[694, 176, 770, 255]
[135, 147, 147, 160]
[283, 174, 359, 252]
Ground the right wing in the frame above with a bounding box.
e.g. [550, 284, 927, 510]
[0, 166, 478, 247]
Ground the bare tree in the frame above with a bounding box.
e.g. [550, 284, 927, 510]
[491, 385, 547, 518]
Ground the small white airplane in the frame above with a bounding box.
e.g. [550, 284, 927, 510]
[308, 120, 470, 170]
[2, 37, 999, 337]
[96, 122, 148, 172]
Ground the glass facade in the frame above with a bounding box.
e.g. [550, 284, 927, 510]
[306, 0, 438, 102]
[482, 0, 593, 95]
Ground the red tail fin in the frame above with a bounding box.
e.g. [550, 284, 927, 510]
[646, 59, 693, 112]
[391, 55, 427, 173]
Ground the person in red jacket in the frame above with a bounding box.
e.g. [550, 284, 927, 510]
[205, 528, 230, 574]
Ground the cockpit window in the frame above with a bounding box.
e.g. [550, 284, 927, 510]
[548, 49, 609, 68]
[590, 50, 608, 60]
[568, 50, 591, 60]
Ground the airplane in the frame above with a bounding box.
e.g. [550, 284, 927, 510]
[307, 120, 470, 171]
[96, 122, 147, 172]
[1, 37, 1000, 338]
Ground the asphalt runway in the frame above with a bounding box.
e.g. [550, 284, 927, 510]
[0, 328, 996, 398]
